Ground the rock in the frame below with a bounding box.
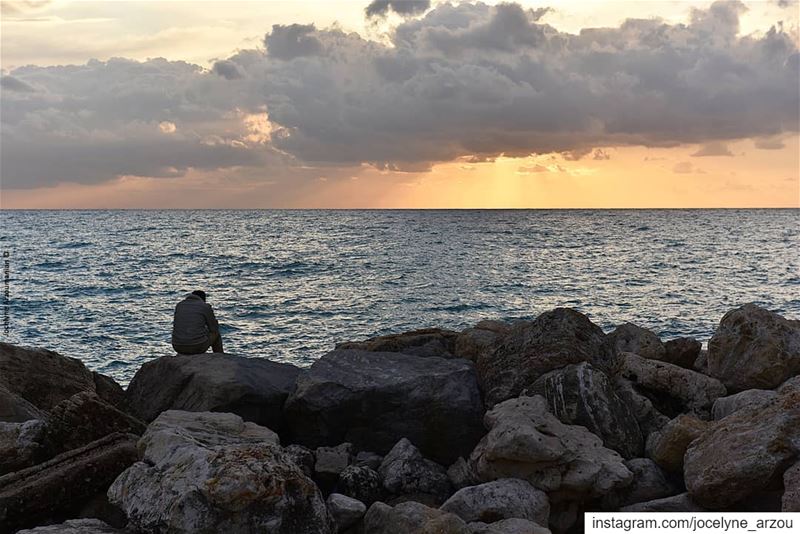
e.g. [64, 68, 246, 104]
[0, 419, 48, 475]
[455, 321, 510, 363]
[620, 493, 707, 512]
[46, 392, 145, 454]
[0, 384, 45, 423]
[0, 343, 95, 411]
[608, 323, 666, 360]
[663, 338, 702, 369]
[126, 353, 301, 433]
[531, 363, 643, 458]
[693, 350, 708, 374]
[363, 501, 470, 534]
[378, 438, 451, 503]
[284, 349, 484, 465]
[469, 519, 552, 534]
[601, 458, 677, 509]
[476, 308, 612, 406]
[448, 457, 479, 490]
[0, 433, 138, 533]
[469, 395, 632, 500]
[712, 389, 778, 420]
[354, 451, 382, 470]
[16, 519, 123, 533]
[91, 372, 128, 413]
[645, 415, 710, 473]
[440, 478, 549, 525]
[783, 462, 800, 512]
[612, 378, 669, 438]
[285, 444, 315, 476]
[327, 493, 366, 532]
[615, 352, 726, 418]
[316, 443, 352, 478]
[336, 328, 459, 358]
[108, 410, 331, 534]
[708, 304, 800, 391]
[547, 501, 578, 533]
[336, 465, 383, 506]
[684, 390, 800, 508]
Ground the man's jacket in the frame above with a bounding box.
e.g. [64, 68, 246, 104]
[171, 293, 219, 346]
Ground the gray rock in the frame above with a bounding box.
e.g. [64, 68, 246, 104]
[0, 433, 138, 533]
[316, 443, 352, 476]
[475, 308, 613, 406]
[645, 414, 710, 473]
[612, 378, 670, 438]
[620, 493, 707, 512]
[712, 389, 778, 420]
[0, 419, 47, 476]
[336, 328, 458, 358]
[602, 458, 677, 509]
[284, 443, 315, 476]
[284, 349, 485, 465]
[685, 389, 800, 508]
[125, 353, 301, 433]
[455, 321, 510, 363]
[708, 304, 800, 391]
[336, 465, 383, 506]
[108, 410, 331, 534]
[608, 323, 666, 360]
[440, 478, 549, 525]
[693, 350, 708, 374]
[16, 519, 123, 533]
[663, 338, 702, 369]
[447, 457, 479, 490]
[327, 493, 366, 532]
[531, 363, 643, 458]
[616, 352, 727, 419]
[469, 518, 552, 534]
[379, 438, 451, 503]
[0, 384, 45, 423]
[354, 450, 383, 470]
[783, 462, 800, 512]
[468, 395, 632, 500]
[363, 501, 470, 534]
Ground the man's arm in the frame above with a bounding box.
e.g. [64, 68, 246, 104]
[204, 304, 220, 334]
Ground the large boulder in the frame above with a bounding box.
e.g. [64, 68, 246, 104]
[440, 478, 549, 525]
[708, 304, 800, 391]
[608, 323, 666, 360]
[0, 420, 48, 475]
[601, 458, 677, 510]
[477, 308, 612, 406]
[126, 353, 301, 433]
[455, 321, 511, 363]
[336, 328, 459, 358]
[108, 410, 332, 534]
[468, 395, 632, 500]
[0, 433, 138, 533]
[615, 352, 726, 418]
[0, 384, 45, 423]
[469, 519, 551, 534]
[336, 465, 383, 506]
[712, 389, 778, 420]
[16, 519, 123, 534]
[662, 338, 702, 369]
[531, 363, 643, 458]
[363, 501, 470, 534]
[783, 462, 800, 512]
[378, 438, 451, 503]
[284, 349, 485, 465]
[326, 493, 366, 532]
[620, 493, 706, 512]
[612, 378, 669, 438]
[645, 415, 711, 473]
[684, 389, 800, 508]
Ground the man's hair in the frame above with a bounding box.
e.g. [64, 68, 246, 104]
[191, 290, 207, 301]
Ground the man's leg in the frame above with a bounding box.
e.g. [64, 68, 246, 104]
[209, 331, 224, 353]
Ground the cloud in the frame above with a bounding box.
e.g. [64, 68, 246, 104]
[2, 1, 799, 189]
[365, 0, 430, 19]
[673, 161, 705, 174]
[0, 75, 36, 92]
[691, 142, 734, 157]
[754, 135, 786, 149]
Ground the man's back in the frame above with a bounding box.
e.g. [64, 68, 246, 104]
[172, 293, 218, 346]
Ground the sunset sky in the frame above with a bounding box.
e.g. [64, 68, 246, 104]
[1, 0, 798, 208]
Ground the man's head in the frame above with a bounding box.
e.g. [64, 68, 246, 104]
[191, 290, 207, 302]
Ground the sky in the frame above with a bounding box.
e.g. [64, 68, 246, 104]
[1, 0, 799, 208]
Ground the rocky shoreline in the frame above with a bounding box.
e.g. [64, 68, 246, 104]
[1, 303, 798, 533]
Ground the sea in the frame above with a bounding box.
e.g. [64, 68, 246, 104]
[1, 209, 798, 386]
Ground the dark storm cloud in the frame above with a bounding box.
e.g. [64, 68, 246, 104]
[2, 1, 798, 188]
[365, 0, 431, 18]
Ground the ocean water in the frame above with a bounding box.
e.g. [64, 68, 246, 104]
[1, 209, 798, 386]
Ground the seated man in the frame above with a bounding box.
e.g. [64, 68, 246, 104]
[171, 290, 224, 354]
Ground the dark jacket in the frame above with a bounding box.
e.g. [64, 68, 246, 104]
[171, 293, 220, 346]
